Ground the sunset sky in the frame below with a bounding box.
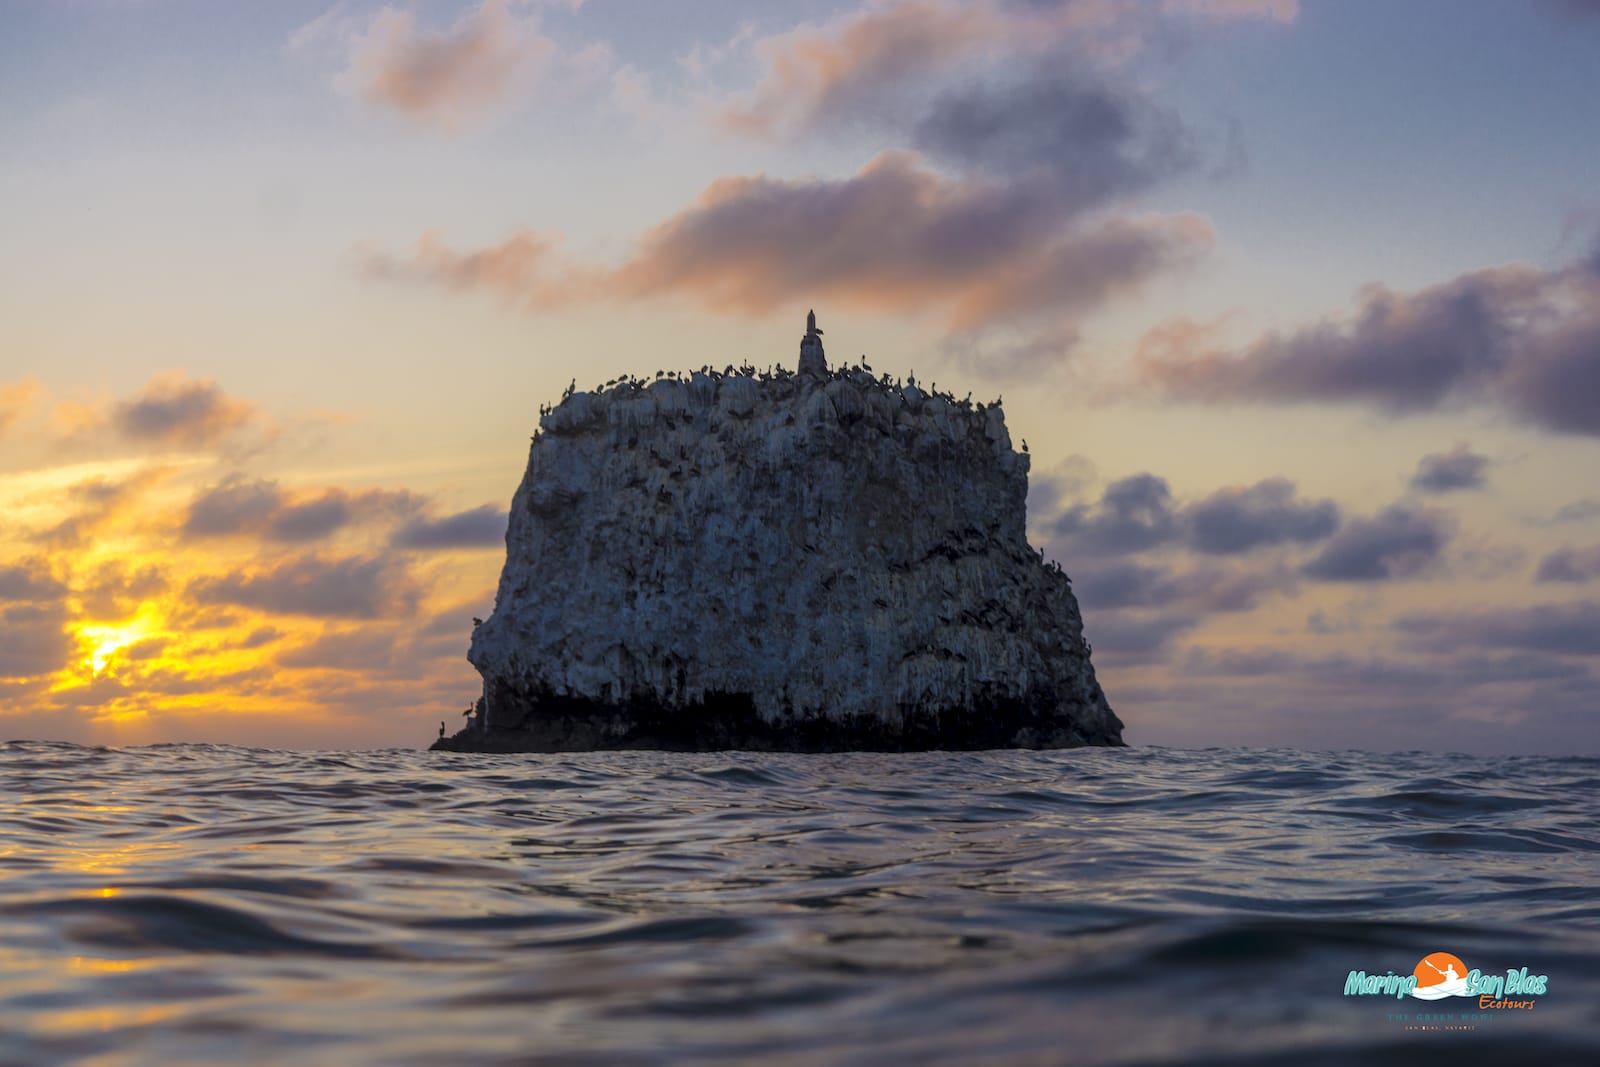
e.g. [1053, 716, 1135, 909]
[3, 0, 1598, 753]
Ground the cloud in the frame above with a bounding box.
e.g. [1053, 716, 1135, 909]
[0, 378, 43, 436]
[32, 467, 170, 549]
[360, 152, 1213, 331]
[181, 475, 423, 543]
[0, 604, 72, 680]
[189, 554, 422, 619]
[357, 229, 563, 302]
[910, 71, 1193, 210]
[1536, 544, 1600, 583]
[1301, 505, 1452, 582]
[1161, 0, 1298, 20]
[357, 0, 1294, 337]
[277, 627, 403, 672]
[1184, 478, 1339, 554]
[345, 0, 554, 129]
[113, 373, 258, 449]
[1410, 445, 1490, 493]
[722, 0, 1293, 139]
[1138, 256, 1600, 436]
[1081, 609, 1201, 665]
[1025, 454, 1099, 519]
[392, 504, 506, 550]
[1048, 472, 1181, 555]
[1043, 472, 1336, 558]
[722, 0, 1033, 138]
[0, 559, 66, 602]
[1396, 601, 1600, 657]
[77, 561, 168, 620]
[1550, 498, 1600, 524]
[1072, 558, 1297, 614]
[182, 477, 284, 538]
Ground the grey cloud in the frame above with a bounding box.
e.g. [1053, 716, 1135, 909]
[190, 554, 421, 619]
[1410, 446, 1490, 493]
[1072, 558, 1296, 614]
[1140, 259, 1600, 437]
[365, 152, 1213, 333]
[727, 0, 1289, 144]
[113, 376, 255, 448]
[1045, 472, 1336, 560]
[910, 72, 1193, 213]
[1552, 498, 1600, 523]
[1301, 505, 1451, 582]
[236, 627, 285, 650]
[277, 628, 402, 671]
[1535, 544, 1600, 583]
[1396, 601, 1600, 657]
[1499, 310, 1600, 435]
[1048, 473, 1180, 555]
[0, 604, 72, 679]
[270, 496, 356, 543]
[0, 560, 66, 602]
[1081, 609, 1200, 665]
[183, 477, 423, 543]
[183, 477, 285, 538]
[1146, 274, 1513, 409]
[392, 505, 507, 550]
[1184, 478, 1339, 554]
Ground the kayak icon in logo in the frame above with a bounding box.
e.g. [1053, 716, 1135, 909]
[1412, 952, 1472, 1001]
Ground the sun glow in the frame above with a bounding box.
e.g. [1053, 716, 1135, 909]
[75, 614, 156, 676]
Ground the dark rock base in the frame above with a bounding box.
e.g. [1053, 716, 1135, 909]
[431, 686, 1125, 753]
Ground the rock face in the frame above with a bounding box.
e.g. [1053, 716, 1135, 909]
[434, 323, 1123, 752]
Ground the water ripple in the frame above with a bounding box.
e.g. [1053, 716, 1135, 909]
[0, 741, 1595, 1065]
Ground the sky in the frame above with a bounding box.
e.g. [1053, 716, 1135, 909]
[2, 0, 1598, 754]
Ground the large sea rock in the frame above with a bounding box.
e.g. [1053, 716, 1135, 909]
[434, 338, 1123, 752]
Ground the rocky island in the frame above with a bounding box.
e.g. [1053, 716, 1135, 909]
[433, 313, 1124, 752]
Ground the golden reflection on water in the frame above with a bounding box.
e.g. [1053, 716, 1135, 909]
[32, 1001, 191, 1035]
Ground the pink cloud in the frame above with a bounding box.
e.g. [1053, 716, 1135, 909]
[360, 151, 1212, 331]
[348, 0, 554, 129]
[723, 0, 1297, 138]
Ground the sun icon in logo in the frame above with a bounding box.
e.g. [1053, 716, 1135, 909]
[1412, 951, 1471, 1000]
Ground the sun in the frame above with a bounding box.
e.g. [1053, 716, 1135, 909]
[76, 619, 151, 675]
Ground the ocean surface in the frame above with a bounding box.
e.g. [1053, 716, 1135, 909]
[1, 742, 1597, 1066]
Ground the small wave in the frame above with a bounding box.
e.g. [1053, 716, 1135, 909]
[1, 742, 1596, 1066]
[5, 894, 399, 959]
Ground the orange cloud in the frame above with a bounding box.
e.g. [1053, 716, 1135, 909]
[1, 373, 499, 748]
[0, 378, 44, 436]
[31, 466, 173, 549]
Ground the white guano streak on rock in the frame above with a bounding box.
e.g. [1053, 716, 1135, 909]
[470, 368, 1118, 742]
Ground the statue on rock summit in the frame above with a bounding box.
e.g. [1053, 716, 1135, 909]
[799, 308, 828, 377]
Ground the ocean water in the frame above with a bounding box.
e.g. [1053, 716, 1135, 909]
[1, 742, 1597, 1066]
